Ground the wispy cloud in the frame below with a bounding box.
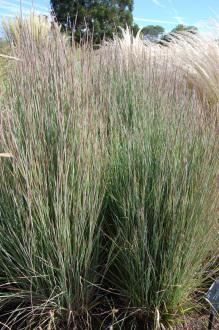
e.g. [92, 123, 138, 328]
[165, 0, 186, 24]
[173, 16, 185, 24]
[0, 0, 49, 16]
[134, 17, 176, 24]
[0, 13, 17, 18]
[152, 0, 165, 8]
[194, 19, 218, 38]
[0, 2, 20, 13]
[13, 0, 49, 12]
[208, 6, 219, 19]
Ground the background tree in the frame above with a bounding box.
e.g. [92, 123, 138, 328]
[159, 24, 198, 46]
[171, 24, 198, 33]
[141, 25, 164, 41]
[50, 0, 138, 44]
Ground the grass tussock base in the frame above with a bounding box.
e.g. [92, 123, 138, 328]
[0, 17, 219, 329]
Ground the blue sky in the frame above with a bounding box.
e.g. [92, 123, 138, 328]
[0, 0, 219, 34]
[134, 0, 219, 33]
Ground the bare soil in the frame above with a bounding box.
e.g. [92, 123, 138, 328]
[173, 314, 219, 329]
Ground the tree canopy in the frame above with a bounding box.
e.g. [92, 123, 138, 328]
[171, 24, 198, 33]
[50, 0, 137, 44]
[141, 25, 164, 41]
[159, 24, 199, 46]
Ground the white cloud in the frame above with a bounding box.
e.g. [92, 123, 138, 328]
[0, 0, 49, 15]
[208, 6, 219, 19]
[134, 17, 176, 24]
[0, 13, 17, 18]
[173, 16, 185, 24]
[0, 3, 19, 13]
[193, 20, 217, 38]
[13, 0, 49, 12]
[165, 0, 185, 24]
[152, 0, 165, 8]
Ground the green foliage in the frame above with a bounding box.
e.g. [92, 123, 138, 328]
[141, 25, 164, 40]
[0, 20, 108, 329]
[106, 73, 218, 327]
[159, 25, 198, 46]
[50, 0, 137, 44]
[0, 38, 10, 88]
[171, 24, 198, 33]
[0, 19, 218, 329]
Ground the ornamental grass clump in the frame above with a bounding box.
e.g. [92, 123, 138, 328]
[0, 17, 218, 329]
[0, 18, 108, 329]
[2, 13, 52, 45]
[100, 34, 219, 328]
[167, 32, 219, 107]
